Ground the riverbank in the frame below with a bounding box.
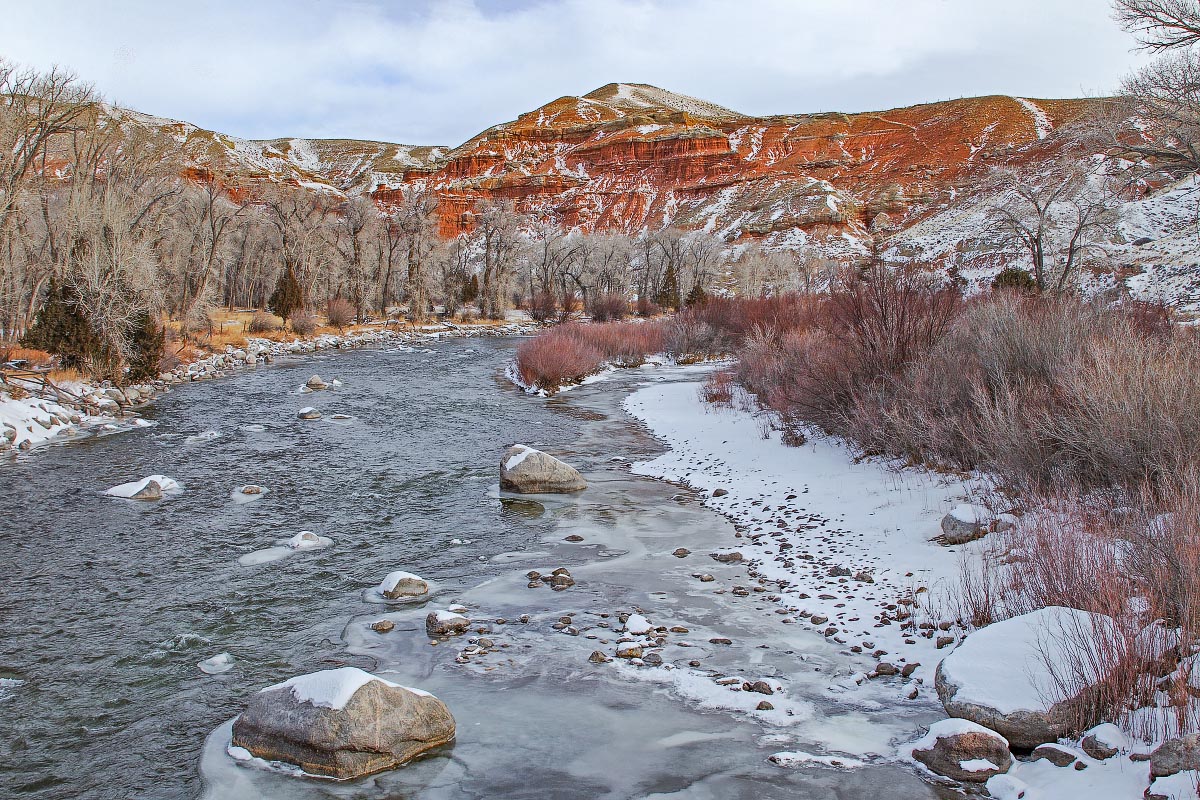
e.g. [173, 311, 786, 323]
[620, 370, 1183, 799]
[0, 320, 538, 456]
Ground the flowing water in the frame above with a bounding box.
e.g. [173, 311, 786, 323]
[0, 339, 951, 799]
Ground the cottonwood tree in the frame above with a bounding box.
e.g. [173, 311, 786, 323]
[989, 164, 1115, 294]
[470, 200, 525, 319]
[393, 187, 440, 321]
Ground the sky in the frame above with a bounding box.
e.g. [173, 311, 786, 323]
[2, 0, 1151, 146]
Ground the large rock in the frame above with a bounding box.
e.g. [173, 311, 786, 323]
[909, 718, 1012, 783]
[231, 667, 455, 779]
[935, 606, 1116, 749]
[499, 445, 586, 494]
[379, 571, 429, 600]
[426, 610, 470, 637]
[1151, 733, 1200, 778]
[939, 504, 992, 545]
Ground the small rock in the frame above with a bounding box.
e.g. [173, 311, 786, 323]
[643, 653, 663, 666]
[588, 651, 610, 664]
[672, 548, 691, 558]
[1031, 743, 1078, 767]
[298, 407, 322, 420]
[564, 535, 584, 542]
[712, 489, 728, 497]
[371, 620, 395, 634]
[426, 611, 470, 637]
[756, 700, 774, 711]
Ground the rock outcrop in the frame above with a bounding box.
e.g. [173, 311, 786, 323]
[499, 445, 587, 494]
[231, 667, 455, 779]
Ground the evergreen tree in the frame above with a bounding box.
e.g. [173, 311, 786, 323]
[655, 263, 680, 310]
[22, 278, 101, 371]
[685, 283, 710, 308]
[126, 311, 165, 383]
[268, 265, 305, 322]
[462, 274, 480, 304]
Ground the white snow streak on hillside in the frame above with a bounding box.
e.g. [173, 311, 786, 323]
[1015, 98, 1053, 139]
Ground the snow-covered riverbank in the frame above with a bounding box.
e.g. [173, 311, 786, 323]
[624, 376, 986, 692]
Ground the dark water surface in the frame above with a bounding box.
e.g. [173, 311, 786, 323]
[0, 339, 948, 800]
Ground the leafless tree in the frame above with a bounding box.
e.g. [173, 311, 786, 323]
[470, 199, 525, 319]
[989, 164, 1115, 294]
[1115, 0, 1200, 51]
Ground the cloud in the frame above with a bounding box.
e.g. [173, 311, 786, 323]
[0, 0, 1149, 145]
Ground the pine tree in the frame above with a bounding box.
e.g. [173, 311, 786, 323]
[126, 311, 165, 383]
[655, 263, 680, 311]
[268, 265, 305, 322]
[685, 283, 710, 308]
[22, 278, 101, 371]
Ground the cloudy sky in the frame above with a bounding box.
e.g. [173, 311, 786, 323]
[3, 0, 1149, 146]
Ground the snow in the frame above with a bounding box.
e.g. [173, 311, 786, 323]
[1014, 97, 1053, 139]
[0, 393, 85, 448]
[265, 667, 435, 710]
[1148, 772, 1200, 799]
[949, 503, 991, 524]
[624, 377, 986, 684]
[378, 570, 426, 593]
[624, 613, 652, 635]
[768, 750, 865, 769]
[198, 653, 235, 675]
[105, 475, 181, 498]
[939, 606, 1115, 715]
[504, 445, 535, 471]
[908, 718, 1008, 754]
[1085, 722, 1128, 751]
[996, 751, 1153, 800]
[959, 757, 999, 772]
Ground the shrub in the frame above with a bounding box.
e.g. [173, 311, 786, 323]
[992, 267, 1038, 293]
[529, 290, 557, 322]
[248, 311, 282, 334]
[515, 331, 604, 392]
[588, 292, 629, 322]
[514, 321, 667, 392]
[125, 312, 165, 384]
[636, 296, 662, 318]
[559, 292, 582, 320]
[289, 311, 318, 336]
[326, 298, 355, 330]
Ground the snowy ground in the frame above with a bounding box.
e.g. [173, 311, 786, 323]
[624, 377, 988, 691]
[622, 372, 1193, 799]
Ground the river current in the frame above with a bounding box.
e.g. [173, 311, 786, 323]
[0, 338, 948, 799]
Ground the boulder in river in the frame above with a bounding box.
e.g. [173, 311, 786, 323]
[298, 407, 322, 420]
[306, 375, 329, 390]
[935, 606, 1116, 749]
[105, 475, 179, 500]
[499, 445, 586, 494]
[379, 571, 429, 599]
[426, 610, 470, 637]
[230, 667, 454, 779]
[909, 718, 1012, 783]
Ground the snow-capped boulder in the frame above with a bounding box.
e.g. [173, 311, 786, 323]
[1080, 723, 1127, 760]
[935, 606, 1117, 749]
[425, 610, 469, 637]
[1151, 734, 1200, 779]
[231, 667, 455, 779]
[298, 407, 321, 420]
[624, 614, 652, 635]
[939, 504, 993, 545]
[379, 571, 429, 600]
[287, 531, 325, 550]
[105, 475, 180, 500]
[499, 445, 587, 494]
[909, 718, 1012, 783]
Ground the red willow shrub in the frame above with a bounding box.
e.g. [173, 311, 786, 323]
[515, 320, 666, 393]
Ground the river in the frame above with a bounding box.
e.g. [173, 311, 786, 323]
[0, 338, 949, 799]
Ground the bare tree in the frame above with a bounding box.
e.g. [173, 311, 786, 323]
[1115, 0, 1200, 51]
[470, 200, 524, 319]
[989, 164, 1114, 294]
[393, 187, 439, 322]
